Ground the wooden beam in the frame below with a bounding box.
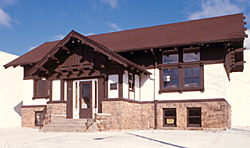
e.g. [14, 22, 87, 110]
[235, 48, 246, 52]
[48, 54, 58, 61]
[235, 61, 245, 66]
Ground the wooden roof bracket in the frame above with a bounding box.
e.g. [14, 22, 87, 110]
[150, 48, 157, 62]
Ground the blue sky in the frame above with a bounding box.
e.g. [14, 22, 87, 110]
[0, 0, 250, 56]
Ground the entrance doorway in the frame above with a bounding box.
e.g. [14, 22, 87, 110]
[79, 81, 92, 118]
[71, 80, 97, 119]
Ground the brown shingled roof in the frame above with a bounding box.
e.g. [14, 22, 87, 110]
[88, 13, 245, 52]
[4, 40, 60, 67]
[4, 13, 246, 68]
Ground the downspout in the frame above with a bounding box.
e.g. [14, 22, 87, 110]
[150, 48, 157, 129]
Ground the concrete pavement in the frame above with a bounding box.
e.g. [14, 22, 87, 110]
[0, 127, 250, 148]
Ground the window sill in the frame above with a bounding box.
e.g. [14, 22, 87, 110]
[32, 96, 49, 100]
[163, 124, 176, 127]
[187, 124, 201, 127]
[159, 87, 204, 93]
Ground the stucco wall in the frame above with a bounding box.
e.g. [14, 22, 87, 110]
[141, 63, 229, 101]
[23, 79, 48, 105]
[52, 80, 60, 101]
[228, 50, 250, 126]
[0, 51, 23, 127]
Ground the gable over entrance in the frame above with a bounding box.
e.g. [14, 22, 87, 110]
[19, 30, 150, 80]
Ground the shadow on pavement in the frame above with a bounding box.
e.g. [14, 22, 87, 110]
[126, 133, 187, 148]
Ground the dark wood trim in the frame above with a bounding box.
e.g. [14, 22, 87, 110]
[104, 76, 108, 99]
[95, 80, 97, 109]
[49, 80, 52, 101]
[60, 79, 65, 101]
[157, 98, 231, 106]
[28, 30, 150, 77]
[159, 63, 204, 93]
[102, 98, 230, 106]
[66, 80, 73, 118]
[118, 72, 123, 98]
[98, 77, 105, 113]
[21, 105, 47, 108]
[115, 38, 244, 53]
[32, 96, 49, 100]
[154, 100, 158, 129]
[47, 100, 67, 104]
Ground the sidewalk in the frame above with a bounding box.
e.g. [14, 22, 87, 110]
[0, 127, 250, 148]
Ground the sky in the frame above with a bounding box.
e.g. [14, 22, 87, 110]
[0, 0, 250, 56]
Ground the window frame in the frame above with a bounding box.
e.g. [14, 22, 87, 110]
[162, 49, 179, 64]
[187, 107, 202, 127]
[128, 73, 135, 92]
[163, 108, 177, 127]
[183, 47, 200, 62]
[35, 111, 44, 126]
[33, 79, 50, 99]
[159, 62, 204, 93]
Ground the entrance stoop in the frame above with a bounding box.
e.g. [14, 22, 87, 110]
[40, 118, 98, 132]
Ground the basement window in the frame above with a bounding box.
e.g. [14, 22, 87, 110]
[33, 79, 49, 99]
[187, 108, 201, 127]
[35, 111, 44, 126]
[163, 108, 176, 127]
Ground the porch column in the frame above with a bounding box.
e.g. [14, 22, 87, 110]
[119, 72, 123, 98]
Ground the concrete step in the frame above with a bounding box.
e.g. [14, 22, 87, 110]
[40, 118, 97, 132]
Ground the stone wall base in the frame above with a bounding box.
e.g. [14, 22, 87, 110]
[102, 98, 231, 131]
[21, 99, 231, 130]
[21, 105, 46, 128]
[21, 101, 67, 128]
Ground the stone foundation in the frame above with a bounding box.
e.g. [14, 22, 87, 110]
[21, 101, 67, 128]
[102, 101, 154, 130]
[21, 105, 46, 128]
[47, 101, 67, 120]
[102, 98, 231, 131]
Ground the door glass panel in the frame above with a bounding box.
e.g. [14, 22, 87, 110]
[81, 83, 91, 109]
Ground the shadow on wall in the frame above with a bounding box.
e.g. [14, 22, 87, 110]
[14, 101, 23, 116]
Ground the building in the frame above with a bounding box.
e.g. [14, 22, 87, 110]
[0, 51, 23, 127]
[4, 13, 248, 130]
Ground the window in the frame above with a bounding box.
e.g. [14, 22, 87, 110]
[163, 108, 176, 127]
[184, 67, 200, 88]
[162, 50, 178, 64]
[128, 73, 134, 91]
[163, 68, 179, 89]
[160, 65, 203, 92]
[183, 48, 200, 62]
[35, 111, 44, 126]
[187, 108, 201, 127]
[33, 79, 49, 99]
[110, 83, 118, 90]
[160, 47, 203, 93]
[163, 47, 200, 63]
